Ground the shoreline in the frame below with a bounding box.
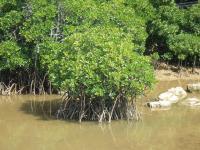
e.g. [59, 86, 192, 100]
[155, 65, 200, 81]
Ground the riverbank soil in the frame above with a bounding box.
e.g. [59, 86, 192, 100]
[155, 63, 200, 81]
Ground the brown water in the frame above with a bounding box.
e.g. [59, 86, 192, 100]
[0, 80, 200, 150]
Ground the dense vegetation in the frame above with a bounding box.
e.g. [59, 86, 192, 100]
[0, 0, 199, 121]
[148, 0, 200, 68]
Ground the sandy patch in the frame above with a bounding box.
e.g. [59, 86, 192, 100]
[155, 66, 200, 81]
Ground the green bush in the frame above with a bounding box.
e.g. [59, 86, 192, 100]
[47, 27, 155, 96]
[39, 0, 155, 122]
[147, 1, 200, 65]
[51, 26, 154, 122]
[0, 41, 27, 70]
[168, 33, 200, 63]
[184, 4, 200, 35]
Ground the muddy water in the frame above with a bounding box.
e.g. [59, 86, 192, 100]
[0, 80, 200, 150]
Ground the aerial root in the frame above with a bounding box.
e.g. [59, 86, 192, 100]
[56, 96, 141, 123]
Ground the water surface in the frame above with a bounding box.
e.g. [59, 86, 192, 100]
[0, 80, 200, 150]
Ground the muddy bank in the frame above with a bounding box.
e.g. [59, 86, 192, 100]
[155, 64, 200, 81]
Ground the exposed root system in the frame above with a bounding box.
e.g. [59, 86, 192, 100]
[56, 93, 141, 123]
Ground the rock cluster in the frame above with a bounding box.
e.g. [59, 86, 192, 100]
[147, 83, 200, 110]
[147, 87, 187, 109]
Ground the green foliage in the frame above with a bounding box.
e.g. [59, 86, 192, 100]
[168, 33, 200, 60]
[159, 5, 184, 25]
[148, 4, 183, 39]
[147, 1, 200, 64]
[0, 10, 22, 31]
[0, 1, 28, 71]
[0, 0, 198, 97]
[150, 52, 160, 68]
[184, 4, 200, 35]
[20, 1, 57, 42]
[0, 0, 16, 11]
[61, 0, 148, 54]
[45, 26, 154, 98]
[162, 52, 173, 61]
[0, 41, 27, 70]
[150, 0, 175, 8]
[151, 52, 160, 61]
[38, 0, 155, 98]
[125, 0, 156, 21]
[9, 0, 200, 97]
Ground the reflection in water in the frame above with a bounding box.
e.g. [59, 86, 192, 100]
[20, 97, 61, 120]
[0, 80, 200, 150]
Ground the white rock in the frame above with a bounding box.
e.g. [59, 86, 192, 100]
[159, 92, 173, 101]
[147, 87, 187, 109]
[147, 101, 161, 108]
[181, 97, 200, 107]
[159, 100, 172, 107]
[147, 100, 172, 108]
[167, 95, 179, 103]
[187, 83, 200, 92]
[158, 87, 187, 103]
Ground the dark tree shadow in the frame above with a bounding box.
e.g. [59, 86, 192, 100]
[20, 98, 62, 121]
